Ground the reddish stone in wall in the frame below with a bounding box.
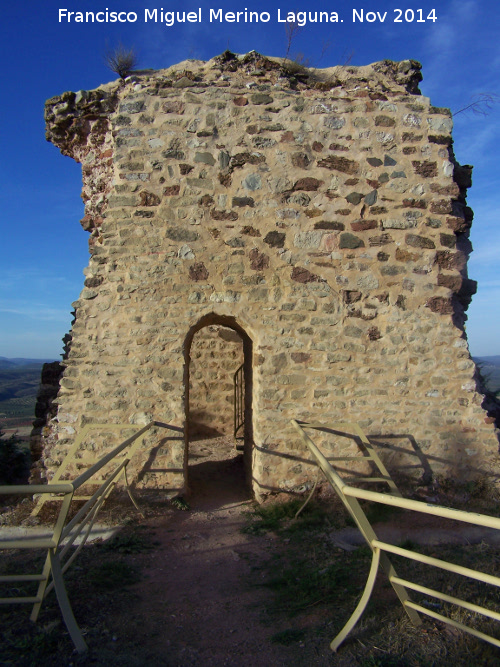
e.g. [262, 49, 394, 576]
[189, 262, 209, 281]
[242, 225, 260, 237]
[163, 185, 180, 196]
[351, 220, 378, 232]
[210, 208, 238, 221]
[291, 352, 311, 363]
[249, 249, 269, 270]
[438, 274, 462, 292]
[291, 266, 324, 283]
[426, 296, 454, 314]
[140, 191, 161, 206]
[280, 131, 294, 142]
[436, 250, 466, 271]
[293, 177, 323, 192]
[317, 156, 359, 174]
[412, 161, 437, 178]
[430, 199, 453, 215]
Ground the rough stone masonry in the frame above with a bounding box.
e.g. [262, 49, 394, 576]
[32, 51, 499, 497]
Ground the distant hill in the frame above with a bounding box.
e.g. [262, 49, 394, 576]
[0, 358, 57, 429]
[474, 356, 500, 395]
[1, 355, 498, 430]
[0, 357, 55, 369]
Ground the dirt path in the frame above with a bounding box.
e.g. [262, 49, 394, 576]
[101, 437, 342, 666]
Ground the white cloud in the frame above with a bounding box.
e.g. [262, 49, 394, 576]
[453, 121, 499, 165]
[0, 329, 65, 359]
[0, 267, 80, 292]
[469, 240, 500, 267]
[0, 302, 71, 322]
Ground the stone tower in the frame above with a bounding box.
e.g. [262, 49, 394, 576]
[34, 51, 499, 497]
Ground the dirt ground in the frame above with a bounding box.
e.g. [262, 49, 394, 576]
[102, 436, 347, 666]
[2, 437, 354, 666]
[2, 436, 500, 666]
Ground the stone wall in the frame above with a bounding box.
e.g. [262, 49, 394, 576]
[38, 51, 499, 497]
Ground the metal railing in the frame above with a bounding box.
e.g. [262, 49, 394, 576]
[292, 419, 500, 652]
[233, 363, 245, 440]
[0, 420, 180, 652]
[31, 422, 154, 516]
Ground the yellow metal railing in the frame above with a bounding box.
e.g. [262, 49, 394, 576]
[291, 419, 500, 652]
[0, 420, 180, 652]
[31, 422, 153, 515]
[233, 363, 245, 440]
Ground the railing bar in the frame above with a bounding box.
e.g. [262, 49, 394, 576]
[0, 597, 43, 604]
[233, 364, 245, 439]
[343, 477, 393, 483]
[31, 421, 184, 509]
[292, 419, 500, 652]
[72, 423, 152, 489]
[293, 421, 402, 497]
[300, 421, 360, 431]
[30, 422, 153, 515]
[152, 420, 184, 432]
[326, 456, 374, 461]
[404, 601, 500, 649]
[62, 461, 128, 537]
[48, 487, 116, 595]
[58, 506, 100, 563]
[123, 463, 143, 516]
[1, 420, 182, 654]
[344, 486, 500, 530]
[37, 423, 130, 487]
[0, 484, 74, 495]
[373, 540, 500, 588]
[59, 479, 118, 568]
[0, 575, 46, 582]
[391, 576, 500, 622]
[0, 539, 57, 549]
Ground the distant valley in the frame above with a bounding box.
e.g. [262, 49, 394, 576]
[0, 355, 499, 434]
[0, 357, 57, 431]
[474, 356, 500, 395]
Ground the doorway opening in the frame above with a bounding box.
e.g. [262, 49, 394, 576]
[184, 315, 253, 507]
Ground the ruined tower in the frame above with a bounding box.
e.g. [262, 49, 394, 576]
[33, 52, 499, 497]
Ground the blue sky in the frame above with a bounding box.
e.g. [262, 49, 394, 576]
[0, 1, 499, 359]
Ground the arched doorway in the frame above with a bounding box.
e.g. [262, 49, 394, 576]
[184, 314, 253, 504]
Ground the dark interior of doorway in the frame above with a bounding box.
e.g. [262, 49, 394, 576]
[184, 315, 253, 509]
[187, 435, 249, 510]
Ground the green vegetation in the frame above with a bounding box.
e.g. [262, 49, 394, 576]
[242, 497, 333, 535]
[2, 622, 61, 665]
[88, 561, 140, 591]
[102, 527, 160, 554]
[270, 628, 306, 645]
[170, 496, 190, 511]
[261, 542, 371, 616]
[0, 431, 30, 484]
[0, 524, 155, 666]
[2, 494, 500, 664]
[245, 496, 500, 666]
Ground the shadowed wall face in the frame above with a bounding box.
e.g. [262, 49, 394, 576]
[189, 325, 244, 437]
[36, 52, 498, 496]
